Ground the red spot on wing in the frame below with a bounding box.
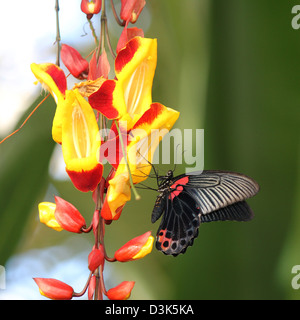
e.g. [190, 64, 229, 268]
[157, 229, 171, 249]
[169, 176, 189, 200]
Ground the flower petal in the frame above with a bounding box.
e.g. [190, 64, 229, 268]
[30, 63, 66, 102]
[117, 103, 180, 184]
[88, 49, 110, 80]
[88, 79, 126, 119]
[62, 89, 103, 192]
[106, 281, 135, 300]
[88, 246, 105, 272]
[101, 172, 130, 220]
[34, 278, 73, 300]
[31, 63, 67, 144]
[114, 231, 154, 262]
[61, 44, 89, 79]
[38, 202, 63, 231]
[81, 0, 102, 15]
[115, 37, 157, 118]
[120, 0, 146, 23]
[116, 21, 144, 54]
[54, 196, 86, 233]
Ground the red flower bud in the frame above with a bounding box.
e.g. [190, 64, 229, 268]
[106, 281, 135, 300]
[88, 49, 110, 80]
[81, 0, 102, 18]
[34, 278, 74, 300]
[88, 245, 105, 272]
[120, 0, 146, 23]
[114, 231, 154, 262]
[54, 196, 86, 233]
[61, 44, 89, 79]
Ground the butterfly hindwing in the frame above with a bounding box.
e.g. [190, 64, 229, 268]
[155, 189, 201, 256]
[153, 170, 259, 256]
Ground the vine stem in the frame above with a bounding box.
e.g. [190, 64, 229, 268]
[87, 18, 99, 47]
[55, 0, 61, 66]
[72, 271, 93, 298]
[110, 0, 126, 26]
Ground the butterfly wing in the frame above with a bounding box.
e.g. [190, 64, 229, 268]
[153, 170, 259, 256]
[155, 189, 201, 256]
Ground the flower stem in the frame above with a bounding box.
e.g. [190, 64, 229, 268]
[114, 120, 141, 200]
[55, 0, 61, 66]
[87, 18, 99, 47]
[110, 0, 126, 26]
[72, 271, 93, 298]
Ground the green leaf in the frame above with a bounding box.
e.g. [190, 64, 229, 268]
[0, 95, 56, 265]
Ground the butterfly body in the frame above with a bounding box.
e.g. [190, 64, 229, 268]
[151, 170, 260, 256]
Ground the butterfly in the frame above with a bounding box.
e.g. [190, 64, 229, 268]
[151, 170, 260, 256]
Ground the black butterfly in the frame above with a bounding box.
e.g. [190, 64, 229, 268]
[151, 170, 260, 256]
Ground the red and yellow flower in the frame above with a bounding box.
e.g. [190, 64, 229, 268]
[30, 63, 67, 144]
[114, 231, 154, 262]
[34, 278, 74, 300]
[81, 0, 102, 17]
[106, 281, 135, 300]
[89, 36, 157, 125]
[61, 89, 103, 192]
[38, 197, 87, 233]
[120, 0, 146, 24]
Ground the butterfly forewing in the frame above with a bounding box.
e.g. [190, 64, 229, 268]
[152, 170, 259, 256]
[184, 171, 259, 214]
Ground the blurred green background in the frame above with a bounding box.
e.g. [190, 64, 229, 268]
[0, 0, 300, 299]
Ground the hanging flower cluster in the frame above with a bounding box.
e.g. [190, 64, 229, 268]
[31, 0, 179, 300]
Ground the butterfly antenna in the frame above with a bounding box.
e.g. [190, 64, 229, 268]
[136, 149, 160, 186]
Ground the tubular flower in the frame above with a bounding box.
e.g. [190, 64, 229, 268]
[81, 0, 102, 17]
[106, 281, 135, 300]
[89, 36, 157, 125]
[61, 44, 89, 79]
[114, 231, 154, 262]
[34, 278, 74, 300]
[61, 89, 103, 192]
[30, 63, 67, 144]
[38, 202, 63, 232]
[54, 196, 86, 233]
[101, 172, 130, 220]
[120, 0, 146, 23]
[103, 103, 179, 218]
